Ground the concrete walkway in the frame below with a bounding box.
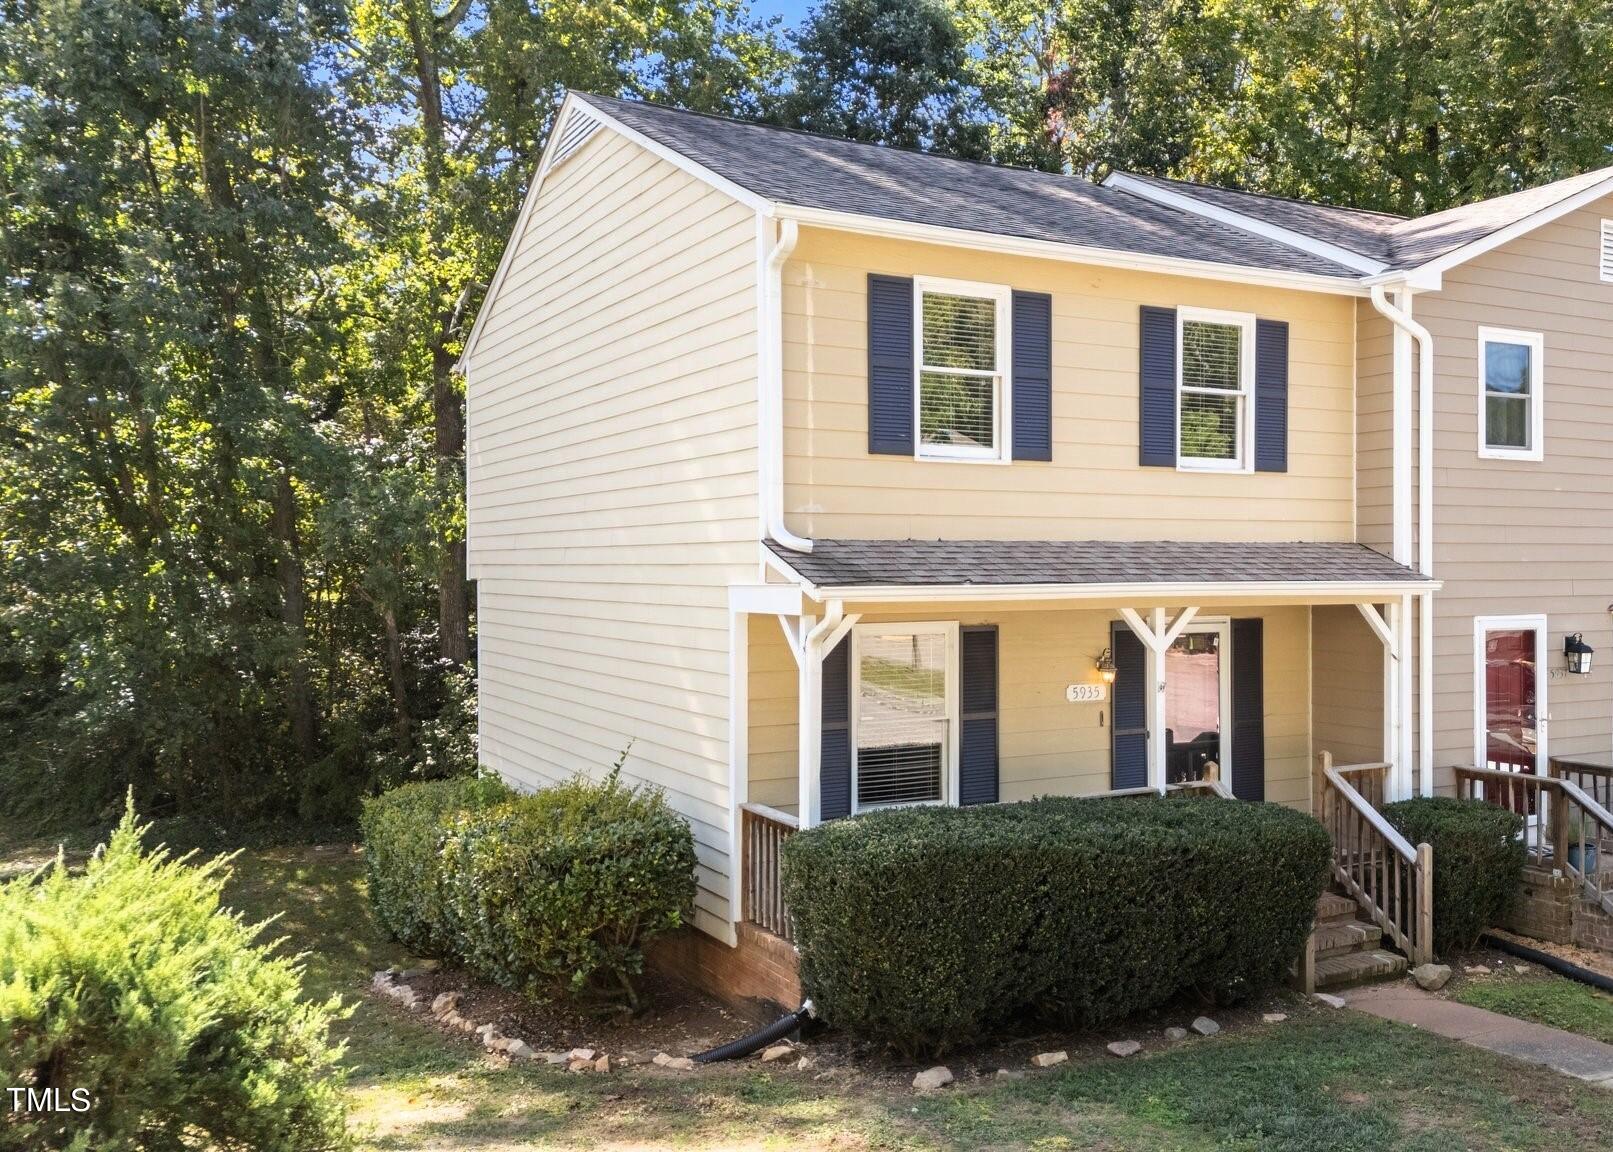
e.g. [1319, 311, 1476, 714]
[1347, 983, 1613, 1088]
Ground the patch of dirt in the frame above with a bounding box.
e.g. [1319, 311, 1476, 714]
[1483, 928, 1613, 980]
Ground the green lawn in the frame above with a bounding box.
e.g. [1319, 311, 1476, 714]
[1452, 968, 1613, 1046]
[201, 842, 1613, 1151]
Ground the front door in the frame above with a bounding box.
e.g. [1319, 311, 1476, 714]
[1164, 622, 1231, 787]
[1476, 616, 1548, 775]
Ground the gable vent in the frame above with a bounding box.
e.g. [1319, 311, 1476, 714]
[1602, 219, 1613, 282]
[550, 108, 601, 170]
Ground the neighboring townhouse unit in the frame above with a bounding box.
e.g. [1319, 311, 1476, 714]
[459, 91, 1613, 1003]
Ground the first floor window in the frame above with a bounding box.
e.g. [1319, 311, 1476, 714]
[1177, 307, 1254, 470]
[1478, 327, 1543, 460]
[916, 279, 1010, 461]
[853, 622, 955, 810]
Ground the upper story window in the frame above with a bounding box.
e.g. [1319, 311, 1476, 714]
[915, 277, 1011, 462]
[1177, 307, 1256, 472]
[1478, 327, 1543, 461]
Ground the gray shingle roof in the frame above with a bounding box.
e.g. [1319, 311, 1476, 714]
[1118, 167, 1613, 270]
[578, 94, 1360, 279]
[766, 539, 1428, 589]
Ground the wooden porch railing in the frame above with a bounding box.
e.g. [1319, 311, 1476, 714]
[1550, 756, 1613, 822]
[741, 803, 798, 942]
[1317, 752, 1434, 966]
[1455, 764, 1613, 917]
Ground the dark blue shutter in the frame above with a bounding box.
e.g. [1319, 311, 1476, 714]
[1255, 319, 1289, 472]
[867, 274, 914, 455]
[959, 626, 999, 805]
[1230, 618, 1265, 802]
[820, 639, 851, 820]
[1011, 291, 1052, 461]
[1139, 305, 1177, 467]
[1110, 623, 1148, 789]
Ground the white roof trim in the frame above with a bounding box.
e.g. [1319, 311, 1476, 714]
[1103, 172, 1389, 276]
[775, 204, 1371, 297]
[1401, 167, 1613, 281]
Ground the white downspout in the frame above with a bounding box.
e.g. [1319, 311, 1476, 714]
[759, 217, 811, 553]
[1370, 283, 1436, 798]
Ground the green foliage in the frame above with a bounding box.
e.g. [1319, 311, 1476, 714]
[0, 803, 349, 1152]
[1384, 797, 1525, 954]
[781, 795, 1329, 1055]
[361, 763, 697, 1008]
[359, 775, 513, 955]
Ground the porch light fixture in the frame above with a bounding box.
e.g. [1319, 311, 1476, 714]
[1565, 633, 1594, 676]
[1095, 648, 1117, 684]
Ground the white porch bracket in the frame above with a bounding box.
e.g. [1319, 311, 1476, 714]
[1117, 606, 1200, 794]
[777, 614, 805, 668]
[1355, 602, 1399, 658]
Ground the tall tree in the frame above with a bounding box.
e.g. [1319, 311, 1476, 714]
[776, 0, 990, 156]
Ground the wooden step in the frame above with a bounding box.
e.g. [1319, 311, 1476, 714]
[1315, 948, 1407, 990]
[1314, 919, 1383, 960]
[1315, 891, 1358, 926]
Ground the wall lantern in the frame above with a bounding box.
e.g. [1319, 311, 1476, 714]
[1565, 632, 1594, 676]
[1095, 647, 1117, 684]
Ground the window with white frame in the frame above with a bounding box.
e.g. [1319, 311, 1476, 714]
[915, 278, 1010, 461]
[852, 622, 956, 811]
[1478, 327, 1543, 460]
[1177, 307, 1255, 470]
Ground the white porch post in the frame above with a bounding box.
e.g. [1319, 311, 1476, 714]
[797, 611, 821, 829]
[1398, 593, 1415, 801]
[1358, 600, 1405, 800]
[726, 606, 748, 942]
[1118, 606, 1199, 794]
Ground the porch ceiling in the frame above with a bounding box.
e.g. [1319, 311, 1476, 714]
[764, 538, 1437, 604]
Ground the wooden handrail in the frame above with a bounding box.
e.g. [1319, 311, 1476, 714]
[1454, 765, 1613, 915]
[1317, 752, 1434, 967]
[740, 801, 799, 829]
[1166, 778, 1234, 800]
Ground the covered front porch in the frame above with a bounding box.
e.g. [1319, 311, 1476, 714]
[727, 539, 1438, 941]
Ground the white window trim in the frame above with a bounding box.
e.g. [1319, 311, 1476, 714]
[913, 276, 1013, 464]
[1476, 326, 1544, 461]
[1175, 306, 1257, 473]
[1471, 614, 1549, 775]
[1600, 219, 1613, 283]
[849, 620, 960, 813]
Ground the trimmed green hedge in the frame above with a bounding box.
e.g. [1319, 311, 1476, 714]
[781, 795, 1330, 1055]
[1, 805, 349, 1151]
[1383, 796, 1524, 954]
[361, 767, 697, 1007]
[359, 775, 512, 955]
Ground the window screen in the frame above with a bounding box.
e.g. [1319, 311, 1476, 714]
[1483, 339, 1533, 450]
[855, 630, 948, 808]
[919, 291, 999, 454]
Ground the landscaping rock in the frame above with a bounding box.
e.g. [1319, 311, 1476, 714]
[995, 1069, 1025, 1081]
[1313, 993, 1347, 1008]
[1262, 1013, 1287, 1024]
[566, 1056, 593, 1073]
[1164, 1027, 1189, 1042]
[1464, 965, 1491, 976]
[760, 1044, 795, 1062]
[912, 1066, 954, 1091]
[430, 991, 460, 1016]
[1030, 1050, 1068, 1068]
[505, 1041, 536, 1061]
[542, 1051, 570, 1065]
[593, 1055, 611, 1073]
[796, 1056, 814, 1071]
[371, 970, 393, 990]
[653, 1052, 696, 1071]
[1106, 1041, 1142, 1058]
[568, 1047, 597, 1062]
[1412, 963, 1452, 991]
[475, 1023, 501, 1045]
[617, 1050, 655, 1066]
[1191, 1016, 1220, 1037]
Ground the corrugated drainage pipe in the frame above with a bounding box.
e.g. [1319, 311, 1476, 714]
[1480, 933, 1613, 994]
[693, 1000, 815, 1064]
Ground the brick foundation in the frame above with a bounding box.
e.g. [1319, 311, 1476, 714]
[646, 921, 802, 1019]
[1502, 866, 1613, 952]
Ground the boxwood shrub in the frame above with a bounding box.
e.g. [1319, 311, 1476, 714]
[1383, 796, 1524, 954]
[1, 804, 349, 1151]
[781, 795, 1330, 1055]
[359, 775, 512, 954]
[361, 766, 697, 1008]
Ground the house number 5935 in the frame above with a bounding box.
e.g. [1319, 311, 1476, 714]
[1065, 684, 1107, 703]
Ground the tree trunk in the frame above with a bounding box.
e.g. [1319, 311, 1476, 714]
[381, 605, 413, 756]
[272, 472, 319, 761]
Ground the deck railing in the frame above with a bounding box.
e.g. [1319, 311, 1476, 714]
[1454, 764, 1613, 916]
[1317, 752, 1434, 966]
[741, 803, 798, 941]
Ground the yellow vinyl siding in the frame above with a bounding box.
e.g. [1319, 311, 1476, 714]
[781, 228, 1357, 541]
[1419, 195, 1613, 792]
[464, 128, 760, 939]
[1312, 604, 1386, 770]
[747, 603, 1314, 813]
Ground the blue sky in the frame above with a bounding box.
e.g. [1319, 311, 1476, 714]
[749, 0, 813, 32]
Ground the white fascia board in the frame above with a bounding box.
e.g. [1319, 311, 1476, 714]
[728, 582, 805, 614]
[1103, 172, 1388, 276]
[783, 578, 1441, 605]
[775, 204, 1372, 297]
[1395, 168, 1613, 283]
[456, 92, 774, 374]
